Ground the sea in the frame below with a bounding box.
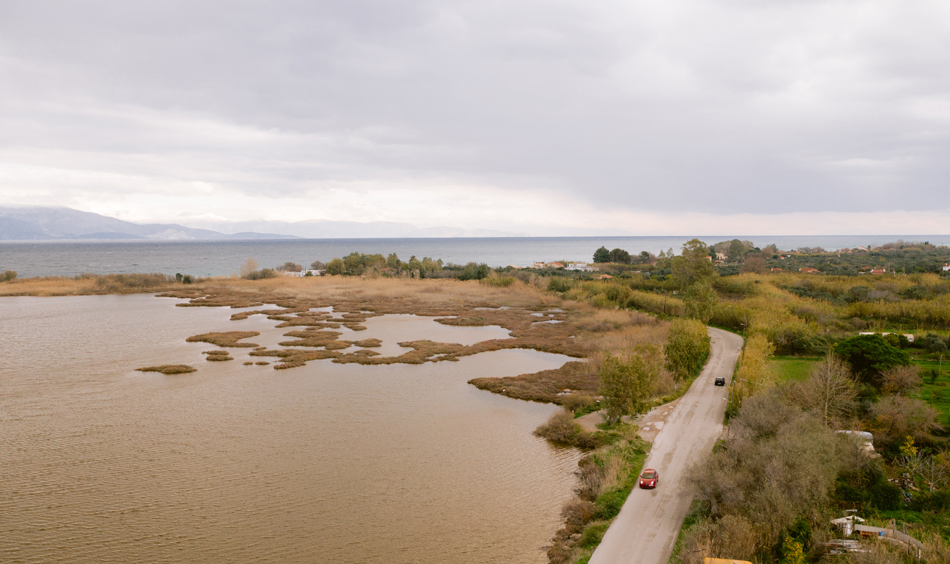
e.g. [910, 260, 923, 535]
[2, 235, 949, 278]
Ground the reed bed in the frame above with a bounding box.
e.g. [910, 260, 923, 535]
[135, 364, 197, 375]
[186, 331, 261, 348]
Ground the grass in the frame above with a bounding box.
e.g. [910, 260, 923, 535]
[769, 355, 822, 383]
[912, 356, 950, 422]
[135, 364, 197, 375]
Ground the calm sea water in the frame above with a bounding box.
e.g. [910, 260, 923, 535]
[3, 235, 950, 278]
[0, 295, 582, 563]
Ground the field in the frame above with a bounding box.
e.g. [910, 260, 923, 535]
[768, 356, 821, 383]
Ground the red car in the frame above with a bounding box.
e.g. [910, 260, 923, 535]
[639, 469, 659, 489]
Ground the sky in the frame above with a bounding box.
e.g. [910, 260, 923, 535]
[0, 0, 948, 236]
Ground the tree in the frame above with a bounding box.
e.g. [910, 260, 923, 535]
[458, 262, 491, 280]
[609, 248, 631, 264]
[386, 253, 401, 269]
[239, 258, 258, 278]
[325, 258, 345, 275]
[309, 260, 326, 270]
[664, 318, 711, 390]
[671, 239, 715, 288]
[741, 253, 766, 274]
[880, 365, 923, 395]
[276, 261, 302, 272]
[727, 239, 747, 262]
[793, 355, 857, 427]
[1, 270, 16, 282]
[683, 281, 717, 324]
[834, 334, 911, 389]
[925, 333, 947, 377]
[599, 344, 662, 424]
[593, 246, 610, 263]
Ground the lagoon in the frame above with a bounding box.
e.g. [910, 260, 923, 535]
[0, 294, 582, 563]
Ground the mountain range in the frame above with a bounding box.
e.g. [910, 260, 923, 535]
[0, 206, 529, 241]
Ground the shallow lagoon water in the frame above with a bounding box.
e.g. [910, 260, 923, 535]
[0, 295, 581, 563]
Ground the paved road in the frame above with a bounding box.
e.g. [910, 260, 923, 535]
[589, 327, 743, 564]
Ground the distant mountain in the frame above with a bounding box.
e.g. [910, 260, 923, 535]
[0, 206, 531, 241]
[180, 218, 530, 238]
[0, 206, 298, 241]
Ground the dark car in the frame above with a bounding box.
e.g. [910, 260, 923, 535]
[714, 376, 726, 386]
[639, 469, 658, 489]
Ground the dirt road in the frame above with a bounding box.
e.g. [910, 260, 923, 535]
[588, 327, 743, 564]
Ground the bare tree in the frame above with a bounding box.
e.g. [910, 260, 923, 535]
[919, 453, 949, 492]
[792, 355, 857, 427]
[880, 365, 923, 395]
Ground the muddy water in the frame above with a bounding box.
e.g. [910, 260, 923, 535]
[0, 295, 581, 564]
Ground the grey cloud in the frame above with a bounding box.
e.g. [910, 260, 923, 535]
[0, 0, 948, 216]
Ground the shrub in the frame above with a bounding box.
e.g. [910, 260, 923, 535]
[93, 273, 175, 292]
[880, 365, 923, 395]
[534, 409, 603, 449]
[578, 521, 611, 549]
[834, 334, 911, 388]
[868, 395, 943, 448]
[457, 262, 491, 281]
[243, 268, 277, 281]
[480, 276, 514, 288]
[1, 270, 17, 282]
[867, 480, 902, 510]
[664, 318, 711, 389]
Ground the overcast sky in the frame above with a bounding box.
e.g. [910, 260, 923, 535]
[1, 0, 948, 235]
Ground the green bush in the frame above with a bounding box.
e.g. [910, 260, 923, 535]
[1, 270, 16, 282]
[868, 481, 902, 510]
[458, 262, 491, 281]
[595, 486, 630, 520]
[578, 521, 611, 549]
[548, 277, 573, 292]
[480, 276, 514, 288]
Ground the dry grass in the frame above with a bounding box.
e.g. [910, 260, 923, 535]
[136, 364, 197, 375]
[186, 331, 260, 348]
[0, 273, 198, 296]
[203, 350, 234, 361]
